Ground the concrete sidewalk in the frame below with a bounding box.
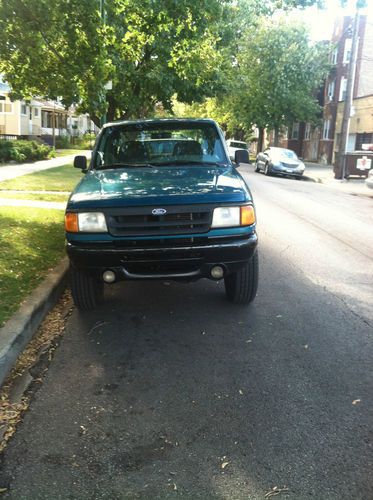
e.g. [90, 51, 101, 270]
[0, 198, 66, 210]
[304, 161, 372, 197]
[0, 150, 91, 182]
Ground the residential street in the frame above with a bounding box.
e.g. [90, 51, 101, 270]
[1, 165, 373, 499]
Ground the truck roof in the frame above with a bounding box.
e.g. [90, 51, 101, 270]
[103, 118, 217, 128]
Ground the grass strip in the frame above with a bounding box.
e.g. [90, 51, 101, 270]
[0, 207, 65, 326]
[0, 164, 83, 192]
[0, 192, 69, 202]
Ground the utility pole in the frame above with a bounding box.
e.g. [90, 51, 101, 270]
[337, 5, 360, 179]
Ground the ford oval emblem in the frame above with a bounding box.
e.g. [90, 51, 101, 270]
[152, 208, 167, 216]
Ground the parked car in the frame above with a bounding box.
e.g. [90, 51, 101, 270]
[65, 119, 258, 310]
[255, 147, 305, 178]
[227, 139, 249, 162]
[365, 168, 373, 189]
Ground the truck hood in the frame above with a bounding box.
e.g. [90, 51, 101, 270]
[67, 165, 251, 209]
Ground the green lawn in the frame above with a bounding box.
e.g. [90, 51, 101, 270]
[55, 149, 86, 157]
[0, 207, 66, 326]
[0, 164, 83, 192]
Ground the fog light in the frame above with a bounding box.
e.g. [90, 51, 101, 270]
[103, 270, 116, 283]
[211, 265, 224, 279]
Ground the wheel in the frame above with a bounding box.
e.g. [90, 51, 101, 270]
[255, 161, 260, 172]
[70, 266, 104, 310]
[224, 251, 259, 304]
[264, 163, 271, 175]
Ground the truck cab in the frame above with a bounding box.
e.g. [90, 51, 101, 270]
[65, 118, 258, 309]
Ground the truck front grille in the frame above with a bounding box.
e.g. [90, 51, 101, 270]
[105, 206, 212, 237]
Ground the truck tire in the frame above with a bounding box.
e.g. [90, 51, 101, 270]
[70, 267, 103, 310]
[224, 251, 258, 304]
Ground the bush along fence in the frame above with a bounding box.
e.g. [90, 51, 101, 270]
[0, 140, 53, 163]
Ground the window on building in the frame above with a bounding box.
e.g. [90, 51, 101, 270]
[327, 80, 335, 101]
[323, 119, 331, 140]
[21, 103, 27, 115]
[339, 77, 347, 101]
[304, 123, 311, 140]
[0, 101, 12, 113]
[34, 107, 39, 118]
[355, 133, 373, 150]
[291, 122, 299, 140]
[343, 38, 352, 64]
[331, 48, 338, 65]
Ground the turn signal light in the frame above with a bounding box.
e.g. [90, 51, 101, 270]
[240, 205, 255, 226]
[65, 212, 79, 233]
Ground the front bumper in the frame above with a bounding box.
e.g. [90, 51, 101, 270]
[272, 164, 304, 176]
[66, 233, 258, 281]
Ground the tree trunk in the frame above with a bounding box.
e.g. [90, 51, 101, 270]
[106, 95, 117, 123]
[274, 126, 280, 146]
[257, 127, 264, 154]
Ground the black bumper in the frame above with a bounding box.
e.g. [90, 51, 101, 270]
[66, 233, 258, 281]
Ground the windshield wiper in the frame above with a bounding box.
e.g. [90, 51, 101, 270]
[95, 163, 156, 170]
[149, 160, 229, 167]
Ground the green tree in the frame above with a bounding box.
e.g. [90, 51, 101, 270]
[0, 0, 320, 125]
[230, 18, 330, 150]
[0, 0, 228, 125]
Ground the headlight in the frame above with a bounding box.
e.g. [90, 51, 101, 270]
[211, 206, 255, 228]
[65, 212, 108, 232]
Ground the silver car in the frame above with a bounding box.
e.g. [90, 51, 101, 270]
[365, 168, 373, 189]
[255, 147, 305, 178]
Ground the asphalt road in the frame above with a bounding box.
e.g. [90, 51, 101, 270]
[1, 166, 373, 499]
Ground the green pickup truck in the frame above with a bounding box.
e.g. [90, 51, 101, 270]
[65, 118, 258, 309]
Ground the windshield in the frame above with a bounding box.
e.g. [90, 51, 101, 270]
[271, 148, 298, 160]
[94, 122, 228, 169]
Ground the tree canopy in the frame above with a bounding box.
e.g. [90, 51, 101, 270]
[175, 17, 330, 148]
[0, 0, 321, 125]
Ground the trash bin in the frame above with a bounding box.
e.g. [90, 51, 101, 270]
[334, 152, 373, 179]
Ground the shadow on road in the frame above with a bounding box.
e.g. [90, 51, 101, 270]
[1, 244, 373, 499]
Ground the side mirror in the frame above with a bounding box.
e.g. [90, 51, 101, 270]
[74, 155, 87, 172]
[234, 149, 250, 166]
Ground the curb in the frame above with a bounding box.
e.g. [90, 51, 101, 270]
[0, 258, 69, 387]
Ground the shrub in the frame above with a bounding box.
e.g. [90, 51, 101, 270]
[55, 135, 71, 149]
[71, 133, 96, 150]
[0, 140, 53, 163]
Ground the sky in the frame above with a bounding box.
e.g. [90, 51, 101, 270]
[289, 0, 373, 40]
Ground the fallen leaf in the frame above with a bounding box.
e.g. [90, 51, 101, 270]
[304, 344, 308, 349]
[0, 488, 8, 494]
[276, 315, 282, 318]
[239, 389, 244, 395]
[352, 399, 361, 405]
[221, 461, 229, 469]
[264, 486, 289, 498]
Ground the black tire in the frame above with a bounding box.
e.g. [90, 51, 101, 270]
[224, 251, 259, 304]
[70, 267, 104, 310]
[255, 161, 260, 172]
[264, 163, 271, 176]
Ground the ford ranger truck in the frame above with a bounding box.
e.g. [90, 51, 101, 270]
[65, 119, 258, 310]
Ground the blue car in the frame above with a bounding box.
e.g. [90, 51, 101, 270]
[65, 119, 258, 309]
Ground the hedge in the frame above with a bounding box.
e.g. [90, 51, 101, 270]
[0, 140, 53, 163]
